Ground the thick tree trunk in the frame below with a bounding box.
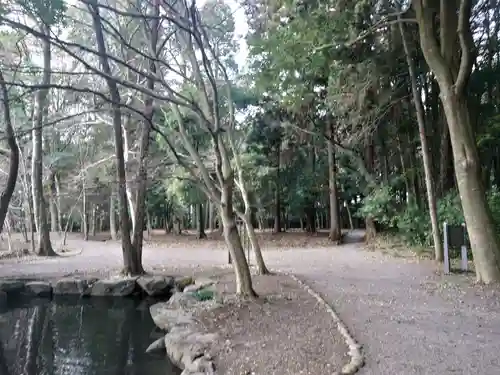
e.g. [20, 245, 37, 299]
[32, 25, 56, 257]
[399, 19, 443, 262]
[415, 1, 500, 282]
[327, 124, 341, 243]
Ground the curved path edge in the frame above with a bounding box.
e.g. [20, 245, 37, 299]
[280, 271, 364, 375]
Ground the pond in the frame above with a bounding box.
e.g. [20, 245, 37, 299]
[0, 296, 181, 375]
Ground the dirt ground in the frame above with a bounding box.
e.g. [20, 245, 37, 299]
[2, 230, 500, 375]
[195, 272, 348, 375]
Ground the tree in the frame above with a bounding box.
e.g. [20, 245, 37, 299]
[414, 0, 500, 282]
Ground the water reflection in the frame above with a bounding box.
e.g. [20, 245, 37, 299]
[0, 297, 180, 375]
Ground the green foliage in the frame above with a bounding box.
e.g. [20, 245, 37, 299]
[357, 185, 398, 226]
[487, 187, 500, 236]
[437, 191, 464, 226]
[356, 186, 500, 247]
[190, 288, 215, 301]
[17, 0, 67, 25]
[393, 203, 431, 246]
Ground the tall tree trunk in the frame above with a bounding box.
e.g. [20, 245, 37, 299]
[89, 0, 135, 271]
[54, 173, 62, 233]
[399, 18, 443, 262]
[196, 203, 207, 239]
[327, 123, 341, 243]
[19, 145, 35, 252]
[82, 180, 88, 241]
[110, 191, 117, 240]
[415, 1, 500, 282]
[273, 138, 281, 233]
[364, 140, 377, 241]
[90, 204, 96, 237]
[128, 0, 161, 276]
[0, 70, 20, 234]
[49, 173, 58, 233]
[208, 200, 214, 231]
[31, 24, 56, 256]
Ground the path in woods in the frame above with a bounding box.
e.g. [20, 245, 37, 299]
[1, 231, 500, 375]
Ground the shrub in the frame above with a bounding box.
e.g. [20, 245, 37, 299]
[394, 203, 431, 246]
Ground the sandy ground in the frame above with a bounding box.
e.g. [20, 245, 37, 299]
[1, 230, 500, 375]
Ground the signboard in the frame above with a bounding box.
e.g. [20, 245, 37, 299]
[443, 222, 469, 274]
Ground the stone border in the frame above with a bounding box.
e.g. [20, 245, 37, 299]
[149, 277, 220, 375]
[0, 274, 190, 305]
[282, 272, 365, 375]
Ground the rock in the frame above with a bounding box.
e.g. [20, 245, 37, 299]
[194, 277, 215, 289]
[150, 302, 195, 330]
[167, 292, 200, 310]
[183, 284, 201, 293]
[53, 277, 97, 296]
[183, 357, 217, 375]
[91, 278, 137, 297]
[164, 327, 218, 370]
[137, 275, 174, 297]
[0, 280, 24, 294]
[145, 336, 166, 354]
[0, 291, 7, 307]
[174, 276, 194, 292]
[24, 282, 52, 297]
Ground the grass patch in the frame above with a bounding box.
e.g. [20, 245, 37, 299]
[191, 287, 215, 301]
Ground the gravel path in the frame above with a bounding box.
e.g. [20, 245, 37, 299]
[1, 231, 500, 375]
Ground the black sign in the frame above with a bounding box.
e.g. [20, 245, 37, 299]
[446, 224, 470, 248]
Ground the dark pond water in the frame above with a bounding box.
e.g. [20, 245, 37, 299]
[0, 296, 180, 375]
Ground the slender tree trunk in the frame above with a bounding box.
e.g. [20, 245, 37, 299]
[0, 70, 20, 234]
[49, 173, 58, 233]
[196, 203, 207, 239]
[82, 181, 88, 241]
[54, 174, 62, 233]
[146, 210, 152, 239]
[31, 24, 56, 256]
[208, 200, 214, 231]
[90, 205, 96, 237]
[220, 184, 257, 297]
[327, 123, 341, 243]
[89, 0, 135, 272]
[399, 18, 443, 262]
[364, 140, 377, 241]
[19, 145, 35, 252]
[273, 140, 281, 233]
[241, 212, 269, 275]
[110, 192, 117, 240]
[128, 0, 161, 276]
[346, 203, 354, 230]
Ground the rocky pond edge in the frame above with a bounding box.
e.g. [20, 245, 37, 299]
[0, 271, 365, 375]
